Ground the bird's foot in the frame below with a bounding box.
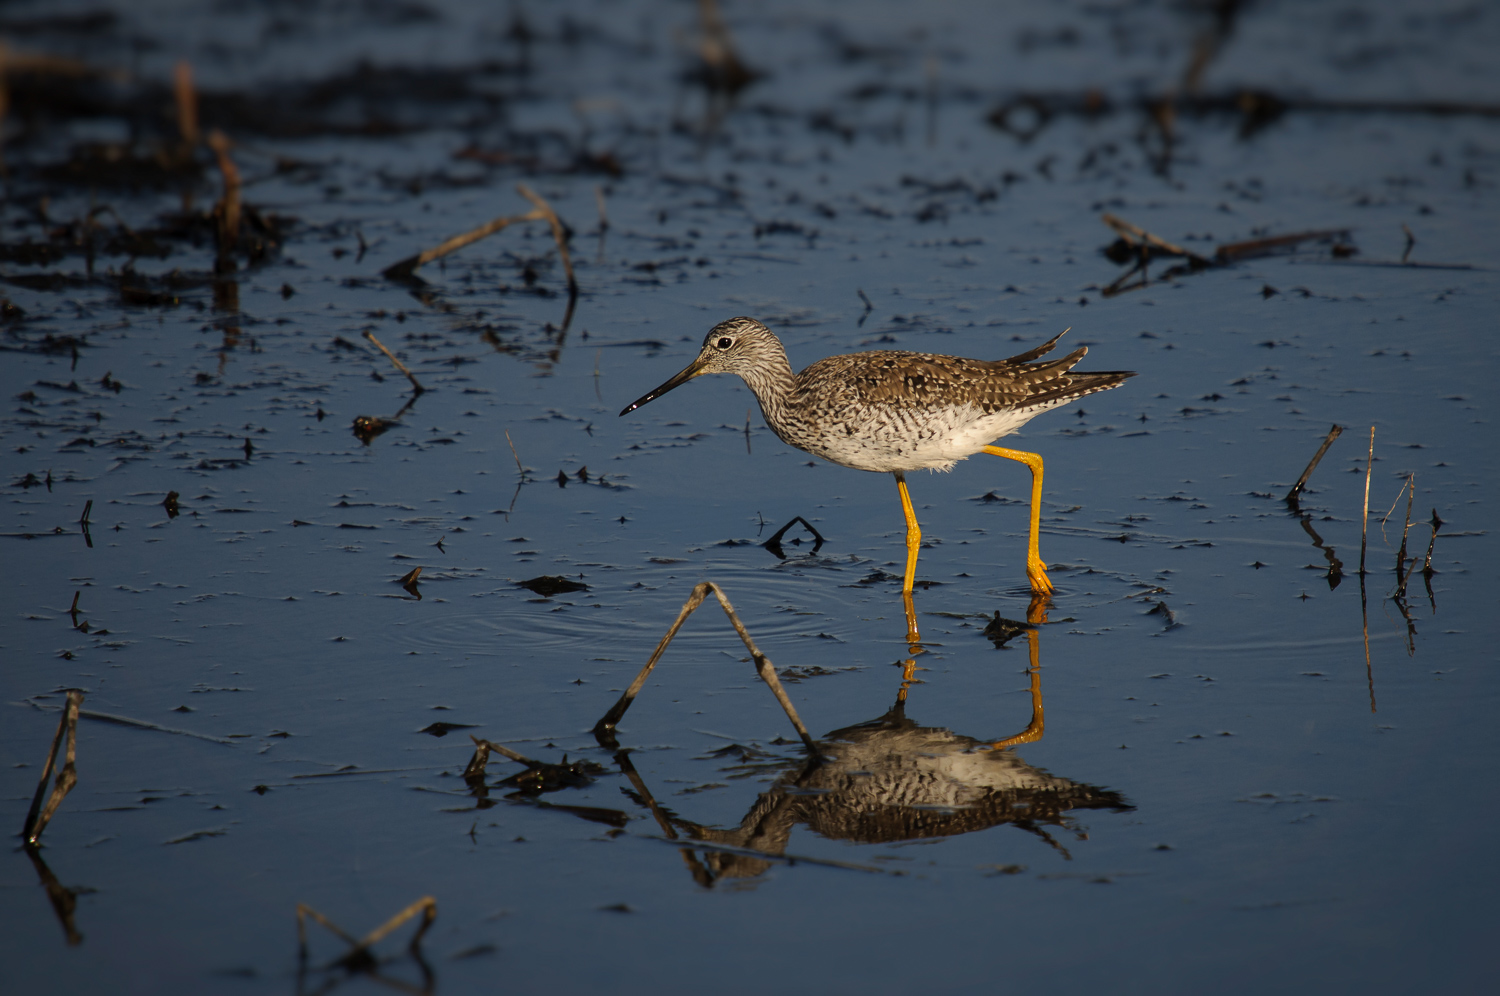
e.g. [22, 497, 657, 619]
[1026, 558, 1054, 597]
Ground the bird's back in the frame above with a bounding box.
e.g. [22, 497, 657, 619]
[762, 334, 1133, 473]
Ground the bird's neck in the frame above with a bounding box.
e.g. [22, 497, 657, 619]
[736, 347, 797, 416]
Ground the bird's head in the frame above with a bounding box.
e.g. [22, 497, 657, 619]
[620, 317, 783, 415]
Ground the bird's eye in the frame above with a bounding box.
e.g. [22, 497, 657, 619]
[716, 337, 733, 349]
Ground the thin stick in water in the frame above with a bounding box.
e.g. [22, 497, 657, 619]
[1359, 426, 1374, 575]
[1101, 213, 1214, 266]
[206, 130, 241, 261]
[1284, 423, 1343, 504]
[173, 60, 199, 153]
[504, 429, 524, 477]
[516, 183, 578, 296]
[22, 690, 83, 846]
[362, 330, 424, 395]
[1422, 508, 1443, 575]
[592, 581, 820, 755]
[382, 210, 538, 281]
[463, 736, 538, 781]
[1394, 473, 1415, 596]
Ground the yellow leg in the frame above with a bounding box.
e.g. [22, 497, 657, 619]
[901, 590, 922, 649]
[894, 472, 922, 643]
[982, 445, 1053, 596]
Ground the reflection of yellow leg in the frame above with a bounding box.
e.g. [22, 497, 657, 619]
[894, 472, 923, 642]
[989, 593, 1048, 748]
[982, 445, 1053, 596]
[896, 655, 916, 703]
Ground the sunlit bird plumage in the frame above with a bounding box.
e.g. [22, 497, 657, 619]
[621, 317, 1133, 631]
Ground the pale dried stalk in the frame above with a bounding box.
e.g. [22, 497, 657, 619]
[593, 581, 819, 754]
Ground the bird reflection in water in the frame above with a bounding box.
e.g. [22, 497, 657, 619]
[467, 590, 1132, 885]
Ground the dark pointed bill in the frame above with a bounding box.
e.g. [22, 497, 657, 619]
[619, 357, 707, 416]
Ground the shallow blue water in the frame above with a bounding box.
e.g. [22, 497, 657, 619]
[2, 1, 1497, 992]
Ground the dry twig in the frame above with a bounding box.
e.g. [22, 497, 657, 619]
[206, 130, 241, 267]
[173, 60, 199, 153]
[593, 582, 819, 754]
[22, 690, 83, 846]
[1215, 229, 1352, 263]
[463, 736, 537, 781]
[1102, 212, 1213, 266]
[362, 330, 425, 395]
[1422, 509, 1443, 576]
[503, 429, 524, 476]
[1285, 424, 1343, 505]
[1359, 427, 1374, 575]
[381, 183, 576, 295]
[1394, 474, 1415, 597]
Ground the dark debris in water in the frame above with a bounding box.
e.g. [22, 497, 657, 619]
[516, 575, 588, 596]
[983, 612, 1037, 649]
[418, 722, 477, 738]
[499, 757, 606, 796]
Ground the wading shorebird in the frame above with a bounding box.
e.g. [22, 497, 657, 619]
[620, 317, 1133, 635]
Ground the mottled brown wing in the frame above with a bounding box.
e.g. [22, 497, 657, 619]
[796, 347, 1131, 416]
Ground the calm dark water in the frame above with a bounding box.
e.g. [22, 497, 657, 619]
[2, 1, 1497, 992]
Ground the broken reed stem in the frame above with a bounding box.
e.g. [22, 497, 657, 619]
[593, 581, 820, 755]
[361, 330, 425, 395]
[463, 736, 536, 781]
[22, 690, 83, 846]
[206, 130, 241, 261]
[1422, 509, 1443, 575]
[1359, 426, 1374, 575]
[297, 896, 437, 966]
[503, 429, 524, 476]
[1394, 473, 1415, 596]
[1285, 423, 1343, 504]
[516, 183, 577, 296]
[1101, 212, 1213, 266]
[1214, 228, 1351, 264]
[79, 499, 92, 525]
[173, 60, 199, 152]
[1379, 476, 1409, 537]
[380, 184, 576, 294]
[388, 210, 538, 280]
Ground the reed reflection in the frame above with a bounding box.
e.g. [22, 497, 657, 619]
[469, 587, 1131, 885]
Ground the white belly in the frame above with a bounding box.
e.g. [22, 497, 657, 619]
[779, 401, 1061, 473]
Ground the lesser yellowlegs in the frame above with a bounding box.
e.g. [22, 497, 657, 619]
[621, 317, 1133, 630]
